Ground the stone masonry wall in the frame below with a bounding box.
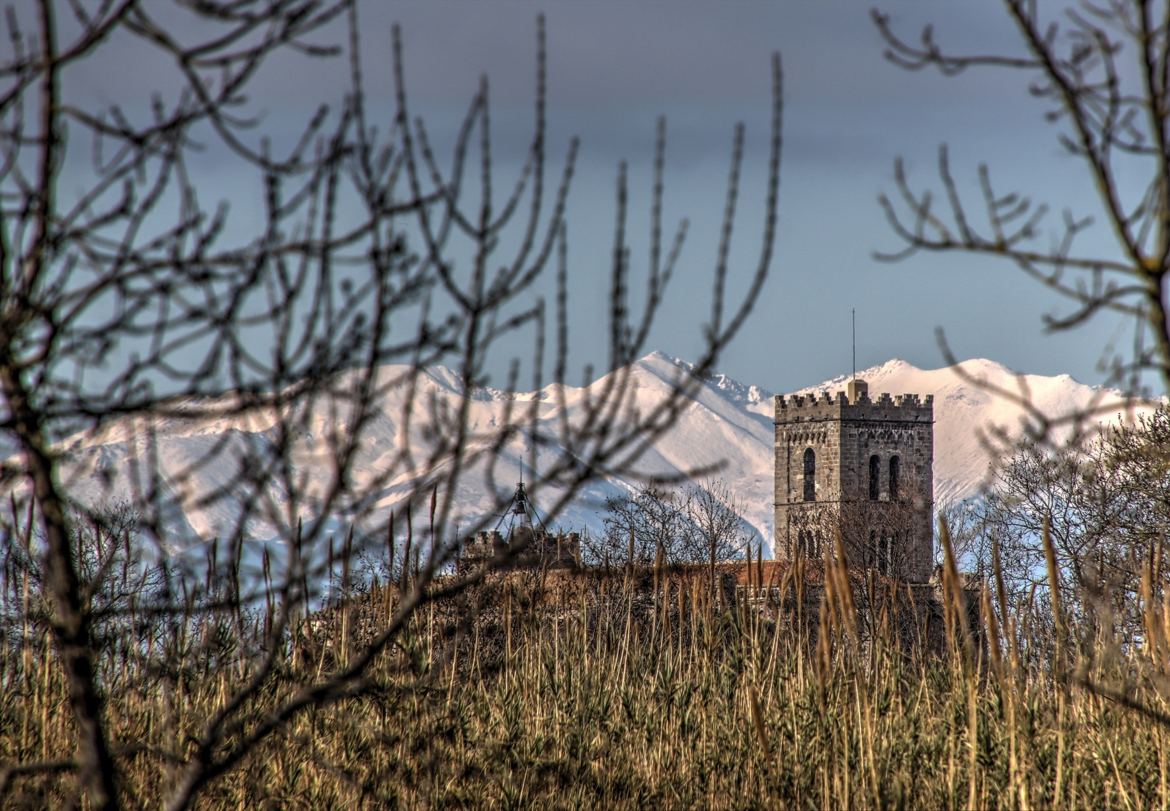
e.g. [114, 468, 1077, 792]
[774, 388, 934, 582]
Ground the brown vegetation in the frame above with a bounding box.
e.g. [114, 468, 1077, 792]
[4, 525, 1170, 808]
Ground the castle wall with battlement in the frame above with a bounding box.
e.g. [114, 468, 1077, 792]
[458, 529, 581, 574]
[773, 382, 934, 582]
[775, 391, 934, 421]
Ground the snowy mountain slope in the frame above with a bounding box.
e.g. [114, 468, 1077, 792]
[799, 358, 1150, 507]
[49, 352, 1148, 557]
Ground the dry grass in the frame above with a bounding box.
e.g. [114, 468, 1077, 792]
[3, 544, 1170, 809]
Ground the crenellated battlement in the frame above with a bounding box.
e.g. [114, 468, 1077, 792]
[775, 388, 933, 422]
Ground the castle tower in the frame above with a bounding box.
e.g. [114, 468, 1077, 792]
[773, 378, 934, 582]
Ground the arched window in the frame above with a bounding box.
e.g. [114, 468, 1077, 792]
[869, 454, 880, 500]
[889, 455, 901, 501]
[803, 448, 816, 502]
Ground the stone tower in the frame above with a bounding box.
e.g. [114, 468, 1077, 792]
[773, 378, 934, 582]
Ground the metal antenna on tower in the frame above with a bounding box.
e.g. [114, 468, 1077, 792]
[852, 308, 856, 381]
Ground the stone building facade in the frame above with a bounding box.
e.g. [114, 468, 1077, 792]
[773, 378, 934, 582]
[457, 526, 581, 574]
[456, 480, 581, 575]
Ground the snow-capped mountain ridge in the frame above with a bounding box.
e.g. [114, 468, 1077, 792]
[52, 352, 1149, 556]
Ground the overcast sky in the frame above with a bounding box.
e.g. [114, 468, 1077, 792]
[62, 0, 1143, 394]
[374, 1, 1143, 392]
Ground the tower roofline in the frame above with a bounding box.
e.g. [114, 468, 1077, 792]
[775, 390, 933, 416]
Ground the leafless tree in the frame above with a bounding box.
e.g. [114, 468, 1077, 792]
[873, 1, 1170, 443]
[973, 405, 1170, 634]
[0, 2, 783, 807]
[593, 485, 692, 566]
[871, 0, 1170, 728]
[589, 478, 751, 569]
[683, 477, 752, 581]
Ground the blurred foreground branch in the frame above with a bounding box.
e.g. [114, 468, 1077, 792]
[0, 2, 783, 807]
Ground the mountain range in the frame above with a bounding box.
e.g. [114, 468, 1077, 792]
[56, 352, 1148, 557]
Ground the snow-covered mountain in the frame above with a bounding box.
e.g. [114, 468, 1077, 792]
[52, 352, 1148, 557]
[796, 357, 1151, 508]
